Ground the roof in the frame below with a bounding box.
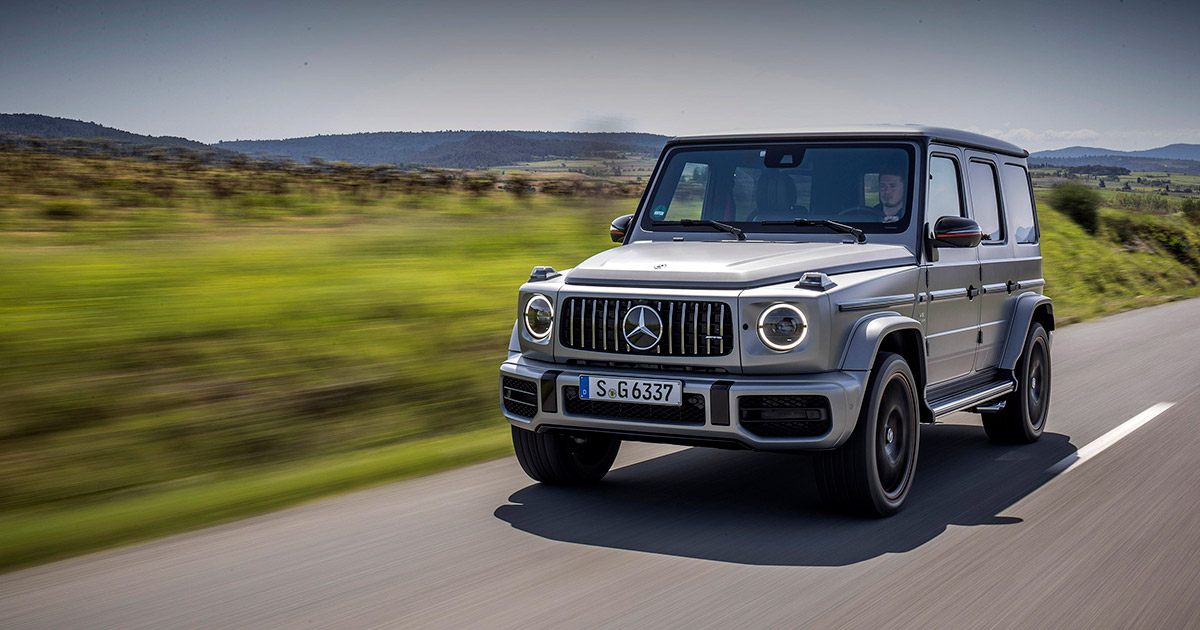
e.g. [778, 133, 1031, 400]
[669, 125, 1028, 158]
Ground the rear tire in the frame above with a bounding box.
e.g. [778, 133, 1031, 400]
[512, 426, 620, 486]
[815, 352, 919, 517]
[984, 323, 1050, 444]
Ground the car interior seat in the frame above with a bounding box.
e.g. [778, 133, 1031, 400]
[748, 170, 804, 221]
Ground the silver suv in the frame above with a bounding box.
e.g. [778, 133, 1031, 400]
[500, 126, 1053, 516]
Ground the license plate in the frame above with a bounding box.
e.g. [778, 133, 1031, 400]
[580, 375, 682, 406]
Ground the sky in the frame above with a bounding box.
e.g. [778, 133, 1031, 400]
[2, 0, 1197, 151]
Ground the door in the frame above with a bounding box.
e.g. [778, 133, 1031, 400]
[923, 149, 981, 385]
[964, 154, 1013, 371]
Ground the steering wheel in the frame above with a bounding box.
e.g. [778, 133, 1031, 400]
[837, 205, 876, 219]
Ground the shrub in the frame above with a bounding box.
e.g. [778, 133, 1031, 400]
[1183, 198, 1200, 225]
[1049, 181, 1101, 234]
[41, 199, 92, 220]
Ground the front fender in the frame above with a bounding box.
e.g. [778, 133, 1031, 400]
[999, 293, 1054, 370]
[838, 312, 924, 372]
[838, 311, 928, 422]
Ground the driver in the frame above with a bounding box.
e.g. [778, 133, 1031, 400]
[873, 170, 907, 223]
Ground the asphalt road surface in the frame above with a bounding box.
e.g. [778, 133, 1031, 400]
[4, 299, 1200, 629]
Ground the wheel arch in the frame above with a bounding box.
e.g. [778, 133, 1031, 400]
[839, 312, 931, 423]
[999, 294, 1054, 371]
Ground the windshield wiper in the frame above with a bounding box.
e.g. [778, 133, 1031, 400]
[652, 219, 746, 241]
[760, 218, 866, 243]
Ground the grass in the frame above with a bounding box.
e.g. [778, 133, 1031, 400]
[1038, 202, 1200, 321]
[0, 425, 511, 571]
[3, 149, 1200, 572]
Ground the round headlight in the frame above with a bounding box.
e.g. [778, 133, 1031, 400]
[757, 304, 808, 351]
[524, 294, 554, 340]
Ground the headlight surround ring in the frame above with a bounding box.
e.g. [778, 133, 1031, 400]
[756, 303, 808, 351]
[524, 294, 554, 340]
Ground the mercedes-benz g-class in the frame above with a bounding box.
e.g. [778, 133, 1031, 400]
[500, 126, 1053, 516]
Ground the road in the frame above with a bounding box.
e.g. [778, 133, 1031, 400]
[4, 299, 1200, 629]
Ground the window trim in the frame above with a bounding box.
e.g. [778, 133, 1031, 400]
[967, 157, 1007, 245]
[635, 141, 919, 237]
[926, 152, 967, 226]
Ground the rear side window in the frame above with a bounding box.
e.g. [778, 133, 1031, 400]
[927, 156, 964, 224]
[968, 161, 1004, 242]
[1001, 164, 1038, 244]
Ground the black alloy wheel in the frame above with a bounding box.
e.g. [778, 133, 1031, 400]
[984, 322, 1051, 443]
[815, 352, 920, 517]
[876, 372, 917, 501]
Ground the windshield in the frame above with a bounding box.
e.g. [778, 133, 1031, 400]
[641, 143, 915, 237]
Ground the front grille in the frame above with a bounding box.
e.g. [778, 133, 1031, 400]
[560, 297, 734, 357]
[562, 385, 706, 425]
[738, 395, 831, 438]
[502, 376, 538, 419]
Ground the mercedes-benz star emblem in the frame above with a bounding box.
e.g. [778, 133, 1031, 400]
[622, 305, 663, 350]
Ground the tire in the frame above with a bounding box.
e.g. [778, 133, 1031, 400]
[815, 352, 920, 517]
[984, 322, 1051, 444]
[511, 426, 620, 486]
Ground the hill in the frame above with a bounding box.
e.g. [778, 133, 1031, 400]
[215, 130, 670, 168]
[1030, 155, 1200, 175]
[0, 113, 216, 152]
[1032, 143, 1200, 162]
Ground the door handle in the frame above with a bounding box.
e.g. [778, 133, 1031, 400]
[967, 285, 979, 300]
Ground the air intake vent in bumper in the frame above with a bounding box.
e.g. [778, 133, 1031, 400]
[738, 395, 831, 438]
[502, 376, 538, 419]
[562, 385, 705, 425]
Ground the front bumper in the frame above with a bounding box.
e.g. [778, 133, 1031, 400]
[500, 354, 869, 451]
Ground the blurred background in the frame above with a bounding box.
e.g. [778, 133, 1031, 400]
[1, 0, 1199, 570]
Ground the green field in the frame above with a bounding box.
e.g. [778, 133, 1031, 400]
[2, 149, 1200, 570]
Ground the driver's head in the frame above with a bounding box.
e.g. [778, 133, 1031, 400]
[878, 172, 905, 214]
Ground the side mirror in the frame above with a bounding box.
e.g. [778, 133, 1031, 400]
[610, 214, 634, 243]
[931, 216, 983, 248]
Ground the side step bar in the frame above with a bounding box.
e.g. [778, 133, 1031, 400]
[929, 379, 1016, 418]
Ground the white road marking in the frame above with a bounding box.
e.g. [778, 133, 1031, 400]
[1047, 402, 1176, 475]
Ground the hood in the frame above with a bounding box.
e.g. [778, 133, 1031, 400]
[566, 240, 915, 289]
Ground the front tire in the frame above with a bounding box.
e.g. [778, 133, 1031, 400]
[815, 352, 920, 517]
[984, 322, 1050, 443]
[512, 426, 620, 486]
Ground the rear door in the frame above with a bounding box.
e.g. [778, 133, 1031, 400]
[923, 148, 981, 385]
[964, 153, 1012, 371]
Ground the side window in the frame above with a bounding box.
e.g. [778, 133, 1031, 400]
[927, 155, 964, 224]
[663, 162, 709, 220]
[968, 160, 1004, 242]
[1001, 164, 1038, 244]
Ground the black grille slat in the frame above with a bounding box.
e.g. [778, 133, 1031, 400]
[562, 386, 705, 425]
[560, 298, 733, 357]
[738, 395, 831, 438]
[502, 376, 538, 419]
